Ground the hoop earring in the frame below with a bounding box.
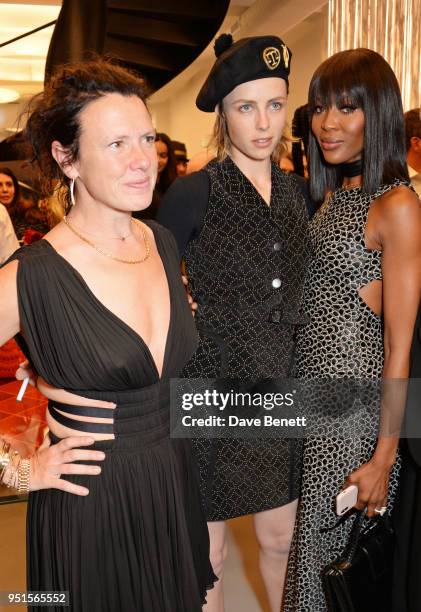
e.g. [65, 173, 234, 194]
[70, 178, 75, 206]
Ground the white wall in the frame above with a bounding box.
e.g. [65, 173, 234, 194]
[148, 2, 327, 159]
[283, 9, 327, 132]
[0, 99, 29, 140]
[149, 69, 216, 156]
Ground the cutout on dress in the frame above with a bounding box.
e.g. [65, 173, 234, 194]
[358, 279, 382, 317]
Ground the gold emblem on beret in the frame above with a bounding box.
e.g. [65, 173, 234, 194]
[282, 44, 290, 69]
[263, 47, 281, 70]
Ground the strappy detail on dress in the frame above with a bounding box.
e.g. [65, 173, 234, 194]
[8, 221, 196, 434]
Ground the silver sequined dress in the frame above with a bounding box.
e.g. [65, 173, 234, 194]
[284, 180, 407, 611]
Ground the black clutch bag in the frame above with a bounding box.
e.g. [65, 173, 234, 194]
[322, 511, 394, 612]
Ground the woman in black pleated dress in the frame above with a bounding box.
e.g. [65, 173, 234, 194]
[0, 59, 216, 611]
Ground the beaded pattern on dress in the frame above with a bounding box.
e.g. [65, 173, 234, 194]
[284, 180, 409, 611]
[182, 156, 311, 520]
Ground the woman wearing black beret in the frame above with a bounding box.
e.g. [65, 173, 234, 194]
[158, 34, 311, 611]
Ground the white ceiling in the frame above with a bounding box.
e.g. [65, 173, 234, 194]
[0, 1, 61, 96]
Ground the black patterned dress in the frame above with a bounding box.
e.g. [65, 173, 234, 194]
[284, 181, 407, 611]
[159, 157, 311, 520]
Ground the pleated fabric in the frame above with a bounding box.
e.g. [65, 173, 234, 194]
[6, 221, 216, 611]
[27, 385, 215, 612]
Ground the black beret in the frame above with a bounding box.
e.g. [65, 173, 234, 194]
[196, 34, 292, 112]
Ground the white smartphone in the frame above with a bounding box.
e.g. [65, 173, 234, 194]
[336, 485, 358, 516]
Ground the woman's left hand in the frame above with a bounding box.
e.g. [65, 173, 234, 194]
[344, 458, 391, 517]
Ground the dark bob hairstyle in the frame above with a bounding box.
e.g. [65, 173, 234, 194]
[308, 48, 409, 203]
[25, 57, 147, 208]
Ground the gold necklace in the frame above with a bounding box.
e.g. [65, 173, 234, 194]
[63, 215, 150, 264]
[68, 223, 132, 241]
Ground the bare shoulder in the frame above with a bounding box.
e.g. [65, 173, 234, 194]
[42, 220, 88, 261]
[376, 185, 420, 219]
[41, 221, 69, 250]
[373, 185, 420, 238]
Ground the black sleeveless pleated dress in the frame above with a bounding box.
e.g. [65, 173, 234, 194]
[8, 221, 216, 611]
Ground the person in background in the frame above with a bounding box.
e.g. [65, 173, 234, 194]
[392, 111, 421, 612]
[291, 103, 309, 179]
[172, 140, 189, 176]
[155, 132, 177, 196]
[186, 148, 216, 174]
[134, 132, 177, 220]
[0, 167, 18, 211]
[0, 166, 48, 241]
[38, 185, 66, 229]
[0, 197, 21, 380]
[405, 107, 421, 197]
[0, 202, 19, 264]
[392, 300, 421, 612]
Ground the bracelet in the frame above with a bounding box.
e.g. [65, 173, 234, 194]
[1, 440, 31, 494]
[5, 451, 20, 489]
[17, 458, 31, 494]
[0, 441, 11, 480]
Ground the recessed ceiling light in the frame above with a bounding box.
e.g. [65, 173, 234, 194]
[0, 87, 19, 103]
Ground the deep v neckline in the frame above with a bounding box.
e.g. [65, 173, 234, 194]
[42, 222, 173, 381]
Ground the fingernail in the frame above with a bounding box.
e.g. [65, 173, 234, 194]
[82, 489, 89, 495]
[93, 467, 101, 474]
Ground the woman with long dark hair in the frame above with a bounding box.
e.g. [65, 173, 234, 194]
[155, 132, 177, 195]
[0, 166, 20, 209]
[0, 166, 48, 241]
[284, 48, 421, 611]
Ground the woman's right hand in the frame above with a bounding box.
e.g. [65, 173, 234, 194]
[15, 360, 37, 386]
[181, 274, 198, 317]
[29, 434, 105, 496]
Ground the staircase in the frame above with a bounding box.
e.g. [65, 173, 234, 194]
[45, 0, 230, 92]
[0, 0, 230, 162]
